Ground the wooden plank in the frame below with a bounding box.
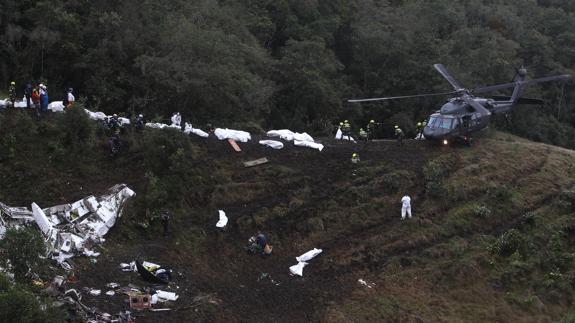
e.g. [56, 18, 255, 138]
[227, 139, 242, 152]
[243, 157, 269, 168]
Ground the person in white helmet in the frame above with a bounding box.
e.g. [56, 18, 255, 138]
[135, 114, 145, 131]
[401, 194, 412, 220]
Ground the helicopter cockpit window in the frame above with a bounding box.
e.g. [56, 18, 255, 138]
[428, 116, 438, 128]
[438, 118, 454, 129]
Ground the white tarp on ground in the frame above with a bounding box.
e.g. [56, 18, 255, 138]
[146, 122, 168, 129]
[48, 101, 65, 112]
[118, 117, 131, 125]
[266, 129, 295, 141]
[216, 210, 228, 228]
[184, 123, 209, 138]
[0, 184, 135, 267]
[83, 108, 131, 125]
[295, 248, 323, 262]
[214, 128, 251, 142]
[259, 140, 284, 149]
[267, 130, 316, 143]
[289, 262, 308, 276]
[293, 132, 314, 142]
[0, 97, 29, 108]
[294, 140, 324, 151]
[335, 128, 356, 142]
[84, 109, 107, 121]
[267, 129, 323, 151]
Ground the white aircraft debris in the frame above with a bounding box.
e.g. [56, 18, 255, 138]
[216, 210, 228, 228]
[0, 184, 135, 268]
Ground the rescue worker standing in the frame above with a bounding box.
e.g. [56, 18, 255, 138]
[416, 121, 426, 139]
[66, 88, 75, 109]
[8, 81, 16, 108]
[359, 128, 368, 141]
[401, 194, 412, 220]
[31, 85, 40, 117]
[341, 120, 351, 140]
[351, 152, 360, 164]
[366, 120, 376, 140]
[39, 84, 49, 114]
[161, 210, 171, 236]
[394, 125, 404, 146]
[135, 114, 145, 131]
[24, 83, 32, 109]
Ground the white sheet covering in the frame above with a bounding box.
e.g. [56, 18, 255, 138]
[294, 140, 324, 151]
[48, 101, 65, 112]
[295, 248, 323, 262]
[184, 123, 209, 138]
[214, 128, 251, 142]
[289, 262, 308, 276]
[266, 129, 294, 141]
[216, 210, 228, 228]
[293, 132, 314, 142]
[259, 140, 284, 149]
[84, 109, 107, 121]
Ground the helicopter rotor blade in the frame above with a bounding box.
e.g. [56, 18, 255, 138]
[490, 96, 544, 105]
[347, 91, 457, 103]
[434, 64, 464, 90]
[462, 96, 491, 116]
[473, 74, 572, 94]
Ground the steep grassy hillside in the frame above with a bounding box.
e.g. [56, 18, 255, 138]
[0, 110, 574, 322]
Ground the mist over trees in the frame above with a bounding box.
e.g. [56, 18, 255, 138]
[1, 0, 573, 146]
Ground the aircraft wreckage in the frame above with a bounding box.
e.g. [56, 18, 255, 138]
[0, 184, 135, 268]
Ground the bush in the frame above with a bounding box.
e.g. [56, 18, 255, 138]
[58, 103, 95, 151]
[489, 184, 513, 202]
[558, 187, 575, 210]
[488, 229, 523, 257]
[473, 204, 492, 218]
[0, 228, 46, 283]
[0, 274, 66, 322]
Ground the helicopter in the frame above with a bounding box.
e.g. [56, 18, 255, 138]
[348, 64, 571, 145]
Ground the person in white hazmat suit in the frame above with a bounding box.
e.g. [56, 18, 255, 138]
[401, 194, 412, 220]
[171, 112, 182, 127]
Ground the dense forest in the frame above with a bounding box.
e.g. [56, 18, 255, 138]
[1, 0, 574, 146]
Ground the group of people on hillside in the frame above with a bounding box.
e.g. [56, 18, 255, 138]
[339, 118, 427, 145]
[5, 81, 75, 117]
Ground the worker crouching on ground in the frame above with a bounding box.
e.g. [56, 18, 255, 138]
[245, 231, 273, 256]
[351, 152, 360, 164]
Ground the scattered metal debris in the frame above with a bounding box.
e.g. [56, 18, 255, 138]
[243, 157, 269, 167]
[358, 278, 376, 289]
